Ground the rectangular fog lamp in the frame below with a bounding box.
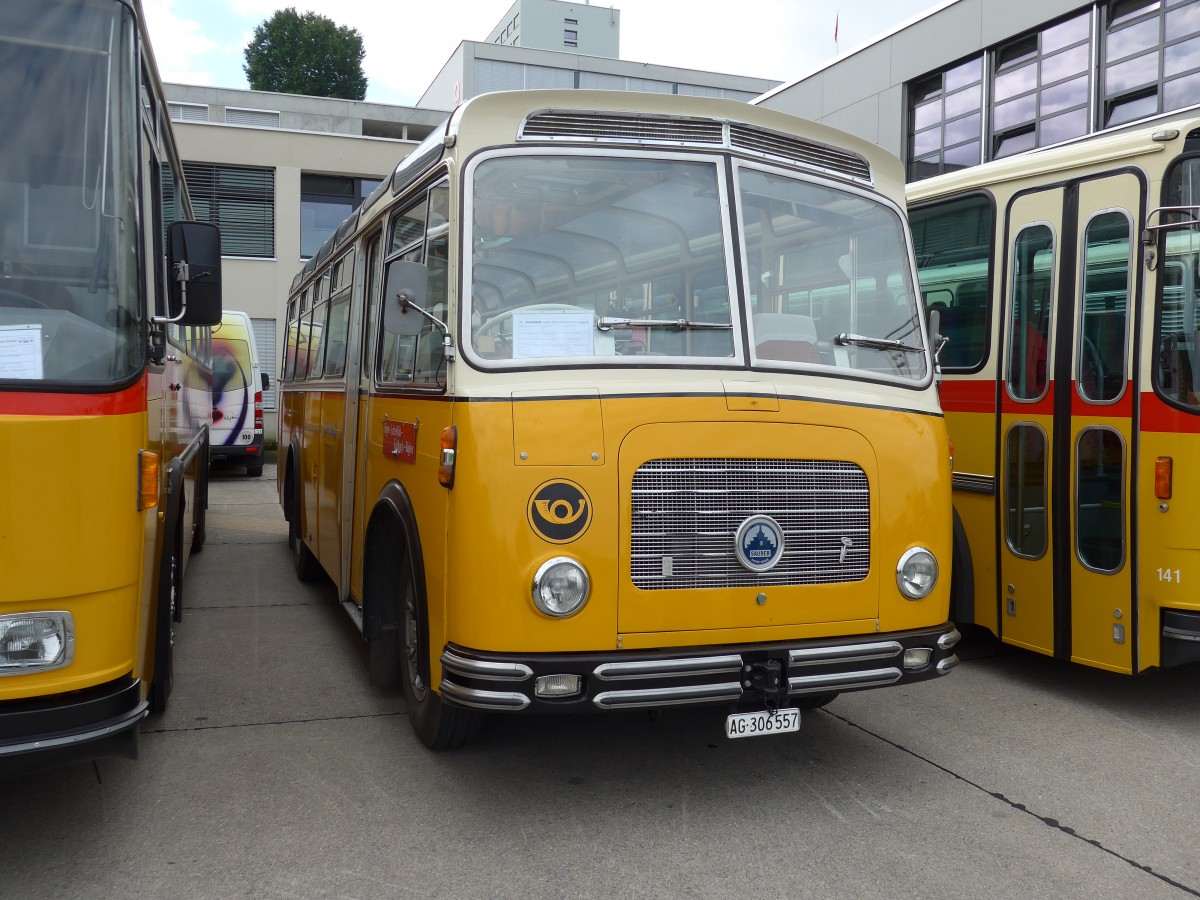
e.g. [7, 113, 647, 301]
[0, 612, 75, 673]
[902, 648, 932, 670]
[535, 674, 582, 698]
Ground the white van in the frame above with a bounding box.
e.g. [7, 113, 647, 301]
[210, 310, 269, 476]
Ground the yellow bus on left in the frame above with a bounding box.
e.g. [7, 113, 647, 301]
[0, 0, 222, 777]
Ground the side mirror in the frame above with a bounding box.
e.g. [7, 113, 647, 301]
[166, 221, 222, 326]
[261, 372, 270, 392]
[382, 260, 430, 336]
[927, 307, 949, 366]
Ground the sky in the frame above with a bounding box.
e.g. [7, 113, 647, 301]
[143, 0, 947, 107]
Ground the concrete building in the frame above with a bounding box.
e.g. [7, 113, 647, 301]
[756, 0, 1200, 182]
[164, 84, 449, 435]
[485, 0, 620, 56]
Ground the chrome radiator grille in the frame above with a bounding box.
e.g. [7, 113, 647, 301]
[630, 458, 870, 589]
[728, 123, 873, 183]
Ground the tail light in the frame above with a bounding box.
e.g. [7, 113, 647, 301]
[138, 450, 159, 511]
[254, 390, 264, 433]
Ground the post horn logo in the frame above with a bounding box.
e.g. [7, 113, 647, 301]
[528, 480, 592, 544]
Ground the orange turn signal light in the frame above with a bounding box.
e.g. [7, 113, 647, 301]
[1155, 457, 1173, 500]
[438, 425, 457, 488]
[138, 450, 160, 511]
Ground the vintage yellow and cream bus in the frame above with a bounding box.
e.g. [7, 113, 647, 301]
[279, 90, 959, 749]
[908, 114, 1200, 674]
[0, 0, 222, 775]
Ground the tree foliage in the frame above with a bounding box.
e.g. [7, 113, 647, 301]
[243, 8, 368, 101]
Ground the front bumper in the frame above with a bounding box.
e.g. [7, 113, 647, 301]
[440, 623, 960, 713]
[0, 675, 148, 778]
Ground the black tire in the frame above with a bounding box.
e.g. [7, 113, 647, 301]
[399, 554, 482, 750]
[291, 514, 322, 582]
[793, 692, 838, 711]
[149, 542, 181, 713]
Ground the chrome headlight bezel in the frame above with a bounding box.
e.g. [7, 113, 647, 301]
[531, 557, 590, 618]
[896, 547, 939, 600]
[0, 611, 76, 674]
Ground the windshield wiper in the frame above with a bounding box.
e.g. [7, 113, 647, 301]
[835, 332, 924, 354]
[597, 316, 732, 332]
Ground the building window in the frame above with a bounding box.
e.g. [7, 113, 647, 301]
[1104, 0, 1200, 126]
[182, 162, 275, 258]
[300, 174, 380, 259]
[225, 107, 280, 128]
[992, 11, 1092, 158]
[167, 101, 207, 123]
[564, 29, 578, 47]
[908, 55, 984, 181]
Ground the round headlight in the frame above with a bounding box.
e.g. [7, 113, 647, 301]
[896, 547, 938, 600]
[532, 557, 590, 618]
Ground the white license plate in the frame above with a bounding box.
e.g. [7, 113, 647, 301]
[724, 708, 800, 739]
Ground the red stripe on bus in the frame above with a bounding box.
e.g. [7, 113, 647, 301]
[0, 378, 147, 416]
[939, 379, 996, 414]
[1069, 385, 1134, 418]
[1141, 392, 1200, 433]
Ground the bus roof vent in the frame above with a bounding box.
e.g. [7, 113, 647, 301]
[520, 110, 725, 145]
[729, 123, 873, 184]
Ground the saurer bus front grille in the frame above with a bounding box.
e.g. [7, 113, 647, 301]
[630, 458, 870, 589]
[518, 111, 874, 184]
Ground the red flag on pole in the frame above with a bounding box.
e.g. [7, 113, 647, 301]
[834, 12, 839, 43]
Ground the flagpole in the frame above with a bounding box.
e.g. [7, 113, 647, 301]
[834, 11, 840, 55]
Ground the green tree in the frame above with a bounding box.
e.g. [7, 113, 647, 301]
[243, 8, 367, 101]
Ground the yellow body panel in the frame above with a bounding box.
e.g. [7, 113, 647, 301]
[0, 411, 148, 699]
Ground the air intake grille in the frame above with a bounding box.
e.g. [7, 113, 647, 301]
[519, 111, 873, 184]
[521, 111, 725, 145]
[729, 124, 872, 182]
[630, 458, 870, 589]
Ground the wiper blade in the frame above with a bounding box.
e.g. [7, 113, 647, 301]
[597, 316, 732, 332]
[835, 332, 924, 354]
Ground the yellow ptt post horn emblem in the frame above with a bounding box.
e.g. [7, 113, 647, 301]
[528, 480, 592, 544]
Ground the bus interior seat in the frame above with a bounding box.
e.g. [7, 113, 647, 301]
[753, 312, 821, 363]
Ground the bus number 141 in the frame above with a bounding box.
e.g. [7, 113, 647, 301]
[1157, 568, 1182, 583]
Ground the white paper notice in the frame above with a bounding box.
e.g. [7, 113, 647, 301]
[0, 325, 44, 380]
[511, 311, 594, 359]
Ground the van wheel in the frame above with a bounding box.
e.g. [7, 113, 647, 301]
[291, 515, 321, 582]
[399, 554, 482, 750]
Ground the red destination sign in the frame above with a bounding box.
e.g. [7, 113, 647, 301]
[382, 420, 418, 463]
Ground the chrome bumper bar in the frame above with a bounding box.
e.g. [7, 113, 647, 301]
[439, 624, 961, 713]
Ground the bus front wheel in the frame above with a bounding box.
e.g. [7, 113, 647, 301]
[399, 555, 483, 750]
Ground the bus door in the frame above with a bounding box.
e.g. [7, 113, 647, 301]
[1000, 175, 1140, 672]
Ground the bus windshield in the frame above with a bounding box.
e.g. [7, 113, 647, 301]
[467, 153, 926, 380]
[0, 0, 142, 386]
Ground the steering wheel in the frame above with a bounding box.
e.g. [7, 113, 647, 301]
[0, 287, 47, 309]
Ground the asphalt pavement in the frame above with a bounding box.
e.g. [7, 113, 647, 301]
[3, 461, 1198, 899]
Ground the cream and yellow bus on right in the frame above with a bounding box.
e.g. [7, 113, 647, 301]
[908, 116, 1200, 673]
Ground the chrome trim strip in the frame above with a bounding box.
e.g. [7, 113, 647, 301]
[441, 649, 534, 682]
[788, 667, 902, 694]
[593, 655, 743, 681]
[438, 681, 531, 711]
[788, 641, 903, 667]
[341, 600, 363, 634]
[1163, 626, 1200, 643]
[938, 628, 962, 650]
[952, 473, 996, 495]
[0, 701, 148, 758]
[593, 682, 744, 710]
[937, 655, 960, 675]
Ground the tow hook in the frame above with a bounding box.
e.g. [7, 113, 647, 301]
[743, 658, 788, 709]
